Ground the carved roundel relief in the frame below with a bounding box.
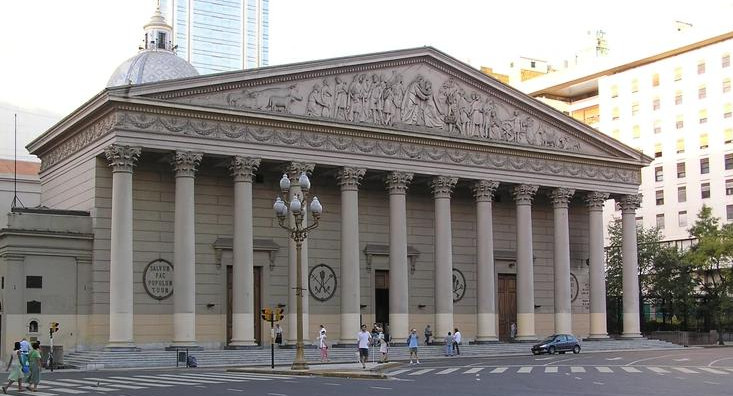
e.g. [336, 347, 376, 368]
[143, 259, 174, 301]
[452, 268, 466, 302]
[570, 273, 580, 303]
[309, 264, 337, 302]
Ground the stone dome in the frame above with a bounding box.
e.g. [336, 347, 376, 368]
[107, 50, 199, 87]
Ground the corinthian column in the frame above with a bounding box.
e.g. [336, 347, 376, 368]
[171, 151, 202, 347]
[432, 176, 458, 338]
[550, 188, 574, 335]
[104, 144, 141, 349]
[586, 192, 610, 339]
[338, 167, 366, 344]
[386, 171, 413, 341]
[620, 194, 643, 338]
[513, 184, 539, 341]
[473, 180, 499, 342]
[286, 162, 315, 345]
[229, 156, 260, 347]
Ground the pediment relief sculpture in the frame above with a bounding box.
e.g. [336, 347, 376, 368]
[170, 64, 595, 155]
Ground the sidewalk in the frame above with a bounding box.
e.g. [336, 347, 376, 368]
[229, 361, 402, 379]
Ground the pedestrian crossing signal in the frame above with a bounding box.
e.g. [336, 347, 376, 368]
[261, 308, 272, 322]
[275, 307, 284, 321]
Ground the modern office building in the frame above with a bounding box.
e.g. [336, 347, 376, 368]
[520, 30, 733, 244]
[159, 0, 269, 74]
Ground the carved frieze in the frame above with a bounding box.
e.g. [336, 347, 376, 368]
[40, 113, 120, 171]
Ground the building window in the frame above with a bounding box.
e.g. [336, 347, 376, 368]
[654, 120, 662, 134]
[636, 216, 644, 227]
[632, 125, 641, 139]
[677, 162, 686, 178]
[725, 129, 733, 144]
[654, 143, 663, 158]
[28, 321, 38, 334]
[656, 190, 664, 205]
[698, 61, 706, 74]
[26, 276, 42, 289]
[26, 301, 41, 314]
[700, 134, 709, 149]
[612, 107, 620, 120]
[678, 186, 687, 202]
[631, 79, 639, 93]
[676, 116, 684, 129]
[676, 138, 685, 154]
[726, 153, 733, 170]
[655, 166, 664, 181]
[656, 214, 665, 229]
[632, 102, 639, 116]
[675, 91, 683, 105]
[652, 97, 660, 111]
[726, 179, 733, 195]
[612, 129, 621, 139]
[701, 182, 711, 199]
[725, 103, 732, 119]
[701, 157, 710, 174]
[724, 79, 731, 93]
[652, 73, 660, 87]
[699, 86, 707, 100]
[728, 205, 733, 221]
[674, 67, 682, 81]
[724, 54, 731, 68]
[611, 85, 619, 98]
[699, 109, 708, 124]
[678, 211, 688, 227]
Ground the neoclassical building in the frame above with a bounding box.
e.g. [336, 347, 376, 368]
[0, 12, 651, 356]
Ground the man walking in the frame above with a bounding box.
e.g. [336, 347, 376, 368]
[407, 328, 420, 365]
[453, 328, 462, 356]
[357, 324, 372, 369]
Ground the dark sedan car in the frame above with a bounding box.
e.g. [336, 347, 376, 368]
[531, 334, 581, 355]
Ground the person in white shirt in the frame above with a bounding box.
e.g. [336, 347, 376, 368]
[453, 328, 462, 356]
[319, 325, 329, 362]
[357, 324, 372, 369]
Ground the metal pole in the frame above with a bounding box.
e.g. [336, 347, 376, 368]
[291, 239, 308, 370]
[271, 315, 275, 369]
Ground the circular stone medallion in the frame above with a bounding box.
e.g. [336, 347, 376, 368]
[308, 264, 337, 302]
[143, 259, 174, 300]
[570, 273, 580, 302]
[452, 268, 466, 302]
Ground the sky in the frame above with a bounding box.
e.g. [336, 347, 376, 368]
[1, 0, 733, 160]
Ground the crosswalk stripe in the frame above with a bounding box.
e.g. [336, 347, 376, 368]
[7, 391, 57, 396]
[490, 367, 508, 373]
[150, 374, 223, 383]
[134, 375, 211, 385]
[77, 385, 120, 392]
[408, 368, 434, 376]
[436, 368, 459, 375]
[517, 367, 533, 373]
[39, 380, 86, 387]
[175, 373, 248, 382]
[673, 367, 698, 374]
[648, 367, 670, 374]
[224, 373, 294, 380]
[571, 367, 585, 373]
[725, 368, 733, 373]
[595, 367, 613, 373]
[62, 378, 141, 390]
[621, 367, 641, 373]
[192, 373, 269, 381]
[40, 388, 88, 395]
[698, 368, 728, 374]
[544, 367, 558, 373]
[113, 376, 195, 386]
[388, 369, 411, 376]
[86, 377, 170, 387]
[464, 368, 484, 374]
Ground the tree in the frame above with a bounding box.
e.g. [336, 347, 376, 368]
[685, 205, 733, 345]
[649, 246, 695, 329]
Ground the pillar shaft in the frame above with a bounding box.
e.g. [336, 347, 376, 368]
[551, 188, 574, 335]
[433, 176, 458, 338]
[338, 167, 365, 343]
[229, 157, 260, 346]
[387, 172, 413, 340]
[474, 180, 499, 342]
[586, 192, 610, 339]
[172, 151, 202, 346]
[513, 184, 538, 341]
[104, 145, 140, 349]
[620, 194, 643, 338]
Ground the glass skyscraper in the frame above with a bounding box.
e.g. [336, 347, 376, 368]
[159, 0, 269, 74]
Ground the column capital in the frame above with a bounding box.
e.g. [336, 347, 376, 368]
[619, 194, 642, 213]
[172, 151, 203, 177]
[386, 171, 413, 194]
[285, 162, 315, 180]
[337, 167, 366, 191]
[431, 176, 458, 199]
[549, 188, 575, 208]
[229, 156, 260, 182]
[585, 192, 610, 210]
[512, 184, 538, 204]
[473, 180, 499, 202]
[104, 145, 141, 173]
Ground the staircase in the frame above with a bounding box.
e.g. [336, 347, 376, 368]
[64, 338, 680, 370]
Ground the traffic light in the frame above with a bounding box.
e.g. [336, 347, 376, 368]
[261, 308, 272, 322]
[274, 307, 284, 321]
[49, 322, 59, 335]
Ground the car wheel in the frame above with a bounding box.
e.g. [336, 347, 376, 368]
[559, 351, 566, 354]
[532, 350, 539, 355]
[573, 345, 581, 354]
[548, 346, 556, 355]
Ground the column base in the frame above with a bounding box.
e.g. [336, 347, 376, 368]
[584, 334, 611, 341]
[165, 343, 203, 351]
[225, 344, 261, 350]
[228, 340, 258, 347]
[619, 333, 644, 339]
[513, 337, 539, 343]
[279, 343, 317, 349]
[104, 342, 140, 352]
[472, 339, 500, 344]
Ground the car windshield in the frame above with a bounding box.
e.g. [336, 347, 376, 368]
[541, 336, 557, 343]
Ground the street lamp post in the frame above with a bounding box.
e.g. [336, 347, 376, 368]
[273, 172, 322, 370]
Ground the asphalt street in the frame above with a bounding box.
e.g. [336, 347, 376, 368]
[4, 348, 732, 396]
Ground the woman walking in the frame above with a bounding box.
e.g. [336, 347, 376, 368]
[3, 341, 27, 393]
[378, 330, 389, 363]
[27, 342, 42, 392]
[318, 328, 329, 362]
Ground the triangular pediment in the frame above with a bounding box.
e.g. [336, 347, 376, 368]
[122, 48, 648, 162]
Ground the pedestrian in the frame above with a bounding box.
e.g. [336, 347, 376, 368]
[27, 342, 41, 392]
[357, 324, 372, 369]
[510, 322, 517, 341]
[378, 330, 389, 363]
[424, 324, 433, 345]
[453, 328, 462, 356]
[407, 328, 420, 365]
[3, 342, 26, 393]
[444, 332, 454, 356]
[319, 326, 329, 362]
[274, 324, 283, 345]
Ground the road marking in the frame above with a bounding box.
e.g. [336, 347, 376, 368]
[595, 367, 613, 373]
[370, 387, 392, 390]
[544, 367, 558, 373]
[267, 393, 287, 396]
[134, 375, 210, 385]
[545, 357, 578, 366]
[44, 388, 88, 395]
[464, 368, 484, 374]
[224, 373, 290, 381]
[323, 383, 341, 386]
[228, 389, 244, 392]
[593, 381, 604, 386]
[408, 368, 434, 376]
[626, 353, 686, 366]
[647, 367, 670, 374]
[39, 380, 85, 387]
[179, 373, 249, 382]
[13, 391, 56, 396]
[698, 367, 728, 375]
[388, 369, 411, 376]
[606, 357, 622, 361]
[490, 367, 508, 373]
[571, 367, 585, 373]
[517, 367, 533, 373]
[64, 378, 141, 389]
[621, 367, 641, 373]
[704, 381, 720, 385]
[152, 374, 224, 383]
[110, 376, 192, 386]
[76, 385, 119, 392]
[86, 377, 171, 387]
[673, 367, 698, 374]
[673, 358, 689, 362]
[535, 357, 553, 361]
[707, 357, 733, 367]
[436, 368, 460, 375]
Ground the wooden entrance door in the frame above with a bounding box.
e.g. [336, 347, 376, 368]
[374, 270, 389, 330]
[227, 266, 262, 345]
[498, 273, 517, 341]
